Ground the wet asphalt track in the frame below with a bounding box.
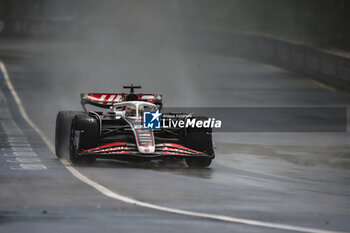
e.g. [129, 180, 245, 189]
[0, 38, 350, 233]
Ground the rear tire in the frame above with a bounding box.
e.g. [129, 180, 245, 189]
[185, 116, 214, 168]
[69, 114, 99, 165]
[55, 111, 81, 158]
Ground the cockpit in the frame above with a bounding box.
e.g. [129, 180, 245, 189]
[110, 101, 157, 119]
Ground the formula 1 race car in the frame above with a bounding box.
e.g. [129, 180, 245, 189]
[55, 85, 215, 168]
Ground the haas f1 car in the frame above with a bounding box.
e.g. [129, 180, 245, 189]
[55, 85, 215, 168]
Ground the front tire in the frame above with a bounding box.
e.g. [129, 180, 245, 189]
[184, 117, 214, 168]
[185, 157, 212, 168]
[69, 114, 99, 165]
[55, 111, 81, 158]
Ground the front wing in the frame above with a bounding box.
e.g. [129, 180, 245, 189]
[79, 142, 212, 158]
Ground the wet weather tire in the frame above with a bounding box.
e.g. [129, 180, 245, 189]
[185, 157, 212, 168]
[69, 114, 99, 165]
[55, 111, 81, 158]
[185, 117, 214, 168]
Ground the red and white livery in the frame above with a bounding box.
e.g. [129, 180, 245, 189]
[55, 85, 214, 168]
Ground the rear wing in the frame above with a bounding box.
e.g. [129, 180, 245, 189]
[80, 93, 162, 111]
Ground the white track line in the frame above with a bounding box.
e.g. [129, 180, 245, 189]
[0, 60, 346, 233]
